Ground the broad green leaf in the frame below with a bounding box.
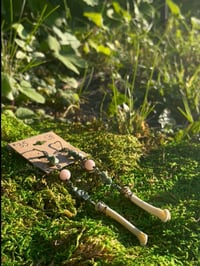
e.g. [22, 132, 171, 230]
[15, 107, 35, 119]
[107, 3, 131, 23]
[52, 26, 80, 50]
[1, 72, 18, 101]
[15, 38, 33, 52]
[88, 39, 98, 51]
[191, 17, 200, 30]
[88, 40, 111, 55]
[83, 42, 90, 54]
[121, 10, 132, 23]
[112, 2, 131, 22]
[107, 42, 116, 51]
[64, 54, 87, 68]
[47, 35, 83, 74]
[18, 81, 45, 104]
[112, 2, 121, 14]
[58, 89, 80, 105]
[84, 12, 104, 28]
[166, 0, 181, 16]
[12, 23, 29, 39]
[47, 35, 60, 53]
[16, 50, 29, 60]
[54, 53, 80, 74]
[32, 51, 45, 59]
[82, 0, 99, 6]
[97, 45, 111, 55]
[58, 76, 79, 89]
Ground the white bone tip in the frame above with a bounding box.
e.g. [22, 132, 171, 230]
[161, 209, 171, 222]
[139, 232, 148, 246]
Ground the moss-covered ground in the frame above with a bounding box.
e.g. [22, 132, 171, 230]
[1, 114, 200, 265]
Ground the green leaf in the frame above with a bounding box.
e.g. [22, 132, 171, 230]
[88, 40, 111, 56]
[54, 53, 80, 74]
[18, 81, 45, 104]
[47, 35, 82, 74]
[58, 76, 79, 89]
[15, 38, 33, 52]
[52, 27, 80, 50]
[191, 17, 200, 30]
[32, 51, 45, 59]
[15, 107, 35, 119]
[112, 1, 131, 22]
[12, 23, 29, 39]
[166, 0, 181, 16]
[16, 50, 29, 60]
[177, 97, 194, 123]
[47, 35, 60, 53]
[84, 12, 105, 28]
[97, 45, 111, 55]
[57, 89, 80, 105]
[1, 72, 18, 101]
[112, 2, 121, 14]
[190, 120, 200, 134]
[82, 0, 99, 6]
[88, 39, 99, 51]
[64, 54, 87, 68]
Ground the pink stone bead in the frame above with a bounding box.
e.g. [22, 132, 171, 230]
[59, 169, 71, 181]
[84, 159, 96, 171]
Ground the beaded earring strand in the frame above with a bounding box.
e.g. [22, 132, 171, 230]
[63, 149, 171, 223]
[59, 168, 148, 246]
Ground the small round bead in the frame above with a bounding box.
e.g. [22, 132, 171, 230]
[84, 159, 95, 171]
[59, 169, 71, 181]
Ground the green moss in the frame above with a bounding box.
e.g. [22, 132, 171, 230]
[1, 113, 38, 142]
[2, 114, 200, 265]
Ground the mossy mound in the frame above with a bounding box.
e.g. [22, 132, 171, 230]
[1, 112, 39, 142]
[1, 113, 145, 265]
[2, 114, 200, 265]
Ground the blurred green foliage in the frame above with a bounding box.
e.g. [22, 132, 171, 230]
[1, 0, 200, 140]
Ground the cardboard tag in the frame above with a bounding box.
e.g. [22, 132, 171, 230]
[8, 131, 88, 173]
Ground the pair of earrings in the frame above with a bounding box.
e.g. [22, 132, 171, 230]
[27, 144, 171, 224]
[58, 150, 171, 245]
[59, 167, 148, 246]
[60, 149, 171, 223]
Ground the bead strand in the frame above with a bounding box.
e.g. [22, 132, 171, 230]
[59, 169, 94, 204]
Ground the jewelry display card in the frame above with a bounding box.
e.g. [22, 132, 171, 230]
[8, 131, 88, 173]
